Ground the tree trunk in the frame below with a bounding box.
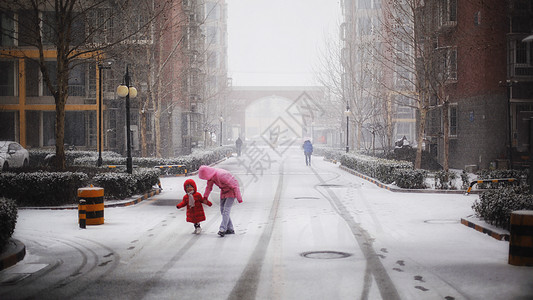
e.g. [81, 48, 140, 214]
[443, 99, 450, 171]
[415, 107, 427, 169]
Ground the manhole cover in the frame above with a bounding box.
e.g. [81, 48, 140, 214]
[300, 251, 352, 259]
[424, 219, 460, 224]
[294, 197, 320, 200]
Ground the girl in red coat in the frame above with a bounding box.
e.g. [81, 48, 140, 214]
[176, 179, 212, 234]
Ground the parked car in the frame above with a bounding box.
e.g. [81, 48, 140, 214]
[0, 141, 29, 171]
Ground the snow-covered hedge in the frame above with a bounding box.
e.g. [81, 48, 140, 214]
[340, 152, 413, 184]
[0, 172, 89, 206]
[29, 149, 121, 167]
[472, 186, 533, 230]
[0, 197, 17, 251]
[93, 168, 160, 200]
[313, 146, 345, 162]
[393, 169, 427, 189]
[476, 169, 527, 189]
[72, 146, 233, 172]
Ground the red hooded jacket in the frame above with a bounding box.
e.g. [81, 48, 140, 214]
[176, 179, 212, 223]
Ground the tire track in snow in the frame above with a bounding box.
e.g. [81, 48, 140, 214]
[311, 167, 401, 300]
[227, 160, 285, 300]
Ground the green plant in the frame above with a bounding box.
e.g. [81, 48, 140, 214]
[393, 169, 427, 189]
[472, 185, 533, 229]
[0, 197, 17, 251]
[434, 171, 457, 190]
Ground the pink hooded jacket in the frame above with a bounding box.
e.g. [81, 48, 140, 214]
[198, 166, 243, 203]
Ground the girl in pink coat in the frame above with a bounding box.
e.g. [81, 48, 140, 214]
[198, 165, 243, 237]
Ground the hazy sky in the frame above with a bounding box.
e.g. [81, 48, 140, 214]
[226, 0, 342, 87]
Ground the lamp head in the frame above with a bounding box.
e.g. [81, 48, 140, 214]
[117, 85, 128, 97]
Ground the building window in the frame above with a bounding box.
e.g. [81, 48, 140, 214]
[449, 104, 457, 137]
[65, 111, 86, 146]
[0, 61, 16, 96]
[25, 60, 41, 97]
[1, 12, 15, 46]
[440, 0, 457, 26]
[512, 40, 533, 76]
[442, 47, 457, 81]
[0, 111, 16, 141]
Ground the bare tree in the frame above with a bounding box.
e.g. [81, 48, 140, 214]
[0, 0, 155, 169]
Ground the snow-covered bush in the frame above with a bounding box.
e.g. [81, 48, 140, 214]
[72, 146, 232, 172]
[0, 172, 88, 206]
[476, 169, 527, 189]
[341, 152, 412, 184]
[0, 197, 17, 251]
[29, 149, 121, 167]
[313, 146, 344, 162]
[393, 169, 427, 189]
[434, 171, 457, 190]
[92, 168, 161, 199]
[472, 185, 533, 229]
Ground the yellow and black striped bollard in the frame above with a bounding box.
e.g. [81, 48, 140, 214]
[78, 199, 86, 229]
[77, 186, 105, 225]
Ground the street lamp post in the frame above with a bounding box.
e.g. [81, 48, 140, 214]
[219, 116, 224, 146]
[345, 105, 350, 153]
[97, 62, 112, 167]
[116, 66, 138, 174]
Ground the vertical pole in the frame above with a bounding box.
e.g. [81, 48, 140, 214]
[509, 82, 513, 169]
[345, 105, 350, 153]
[529, 118, 533, 194]
[97, 66, 103, 167]
[125, 66, 133, 174]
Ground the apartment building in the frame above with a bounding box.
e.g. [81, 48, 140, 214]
[422, 0, 532, 170]
[0, 1, 225, 158]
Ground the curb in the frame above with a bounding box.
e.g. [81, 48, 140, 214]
[460, 218, 510, 241]
[0, 239, 26, 271]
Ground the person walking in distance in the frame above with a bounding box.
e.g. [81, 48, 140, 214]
[198, 165, 243, 237]
[235, 137, 243, 157]
[303, 139, 313, 166]
[176, 179, 212, 234]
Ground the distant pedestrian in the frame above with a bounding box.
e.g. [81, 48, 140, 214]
[235, 137, 243, 156]
[303, 139, 313, 166]
[198, 165, 243, 237]
[176, 179, 212, 234]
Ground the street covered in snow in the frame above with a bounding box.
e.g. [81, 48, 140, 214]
[1, 146, 532, 300]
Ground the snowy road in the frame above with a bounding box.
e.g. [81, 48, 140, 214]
[1, 146, 532, 299]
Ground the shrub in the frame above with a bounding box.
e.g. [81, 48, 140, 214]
[472, 185, 533, 230]
[461, 170, 470, 190]
[92, 168, 161, 199]
[476, 169, 526, 189]
[0, 172, 89, 206]
[0, 197, 17, 251]
[341, 152, 412, 184]
[434, 171, 457, 190]
[313, 146, 344, 162]
[393, 169, 427, 189]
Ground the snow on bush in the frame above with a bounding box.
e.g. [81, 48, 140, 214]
[472, 185, 533, 230]
[0, 197, 17, 251]
[340, 152, 413, 184]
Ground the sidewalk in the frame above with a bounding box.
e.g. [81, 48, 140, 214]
[338, 164, 507, 241]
